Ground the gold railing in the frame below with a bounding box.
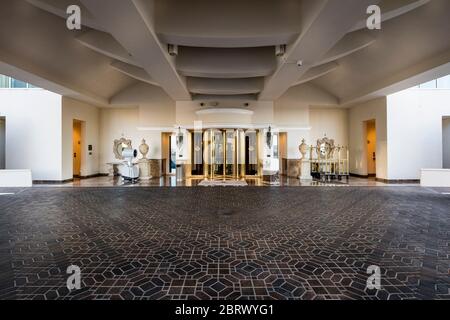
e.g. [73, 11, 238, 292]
[309, 146, 349, 179]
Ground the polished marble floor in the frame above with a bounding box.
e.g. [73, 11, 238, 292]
[0, 186, 448, 300]
[35, 176, 419, 188]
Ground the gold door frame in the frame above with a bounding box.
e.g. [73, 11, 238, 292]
[188, 128, 261, 180]
[209, 129, 238, 179]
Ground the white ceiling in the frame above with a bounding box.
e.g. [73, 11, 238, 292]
[0, 0, 448, 107]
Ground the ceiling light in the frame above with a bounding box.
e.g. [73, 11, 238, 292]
[168, 44, 178, 56]
[275, 45, 286, 57]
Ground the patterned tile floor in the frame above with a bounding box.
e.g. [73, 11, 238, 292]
[0, 186, 448, 300]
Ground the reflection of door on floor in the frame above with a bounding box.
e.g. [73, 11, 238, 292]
[0, 117, 5, 170]
[365, 120, 376, 177]
[73, 120, 82, 177]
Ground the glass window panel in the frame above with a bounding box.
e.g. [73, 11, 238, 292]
[0, 75, 10, 88]
[226, 131, 235, 165]
[11, 78, 27, 88]
[273, 134, 279, 159]
[437, 75, 450, 89]
[193, 131, 203, 165]
[246, 131, 257, 165]
[214, 131, 224, 165]
[419, 80, 437, 89]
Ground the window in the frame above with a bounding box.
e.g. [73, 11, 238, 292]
[11, 78, 27, 88]
[437, 75, 450, 89]
[273, 133, 279, 159]
[0, 74, 39, 89]
[0, 75, 9, 88]
[415, 74, 450, 90]
[419, 79, 437, 89]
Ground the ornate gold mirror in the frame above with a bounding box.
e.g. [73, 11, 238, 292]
[113, 138, 132, 160]
[316, 136, 335, 159]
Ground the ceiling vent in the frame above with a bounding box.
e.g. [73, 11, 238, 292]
[168, 44, 178, 56]
[275, 45, 286, 57]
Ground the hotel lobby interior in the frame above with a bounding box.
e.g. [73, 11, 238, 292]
[0, 0, 449, 304]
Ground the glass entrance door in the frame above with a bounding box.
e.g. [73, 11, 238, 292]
[209, 129, 237, 179]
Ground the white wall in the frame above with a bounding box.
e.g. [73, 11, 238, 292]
[0, 89, 62, 180]
[111, 82, 176, 127]
[443, 117, 450, 169]
[62, 97, 100, 180]
[274, 83, 339, 159]
[99, 108, 163, 174]
[310, 108, 348, 146]
[0, 117, 5, 169]
[387, 89, 450, 179]
[348, 97, 388, 179]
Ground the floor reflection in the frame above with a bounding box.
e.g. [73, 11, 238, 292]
[34, 176, 419, 188]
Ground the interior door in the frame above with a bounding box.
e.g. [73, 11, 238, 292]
[73, 121, 81, 177]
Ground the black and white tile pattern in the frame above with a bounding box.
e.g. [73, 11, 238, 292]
[0, 187, 448, 300]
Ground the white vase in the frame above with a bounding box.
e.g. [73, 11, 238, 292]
[299, 139, 308, 159]
[139, 139, 149, 159]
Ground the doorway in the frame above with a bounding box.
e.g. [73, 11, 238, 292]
[278, 132, 287, 175]
[0, 117, 5, 170]
[162, 132, 177, 175]
[443, 117, 450, 169]
[365, 120, 376, 177]
[73, 120, 82, 177]
[208, 129, 238, 179]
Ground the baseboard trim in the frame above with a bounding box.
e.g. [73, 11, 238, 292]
[33, 174, 108, 185]
[33, 179, 74, 184]
[78, 173, 109, 179]
[350, 173, 369, 178]
[375, 178, 420, 184]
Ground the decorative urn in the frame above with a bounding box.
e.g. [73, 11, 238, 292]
[139, 139, 149, 159]
[299, 139, 308, 159]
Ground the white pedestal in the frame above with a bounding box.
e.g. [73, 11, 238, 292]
[299, 159, 312, 181]
[138, 159, 152, 180]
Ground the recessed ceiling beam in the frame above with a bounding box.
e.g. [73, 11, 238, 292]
[80, 0, 191, 100]
[193, 94, 257, 101]
[291, 62, 339, 87]
[259, 0, 381, 100]
[188, 78, 263, 95]
[316, 30, 376, 66]
[110, 61, 159, 87]
[341, 49, 450, 106]
[177, 47, 276, 79]
[0, 58, 108, 106]
[76, 30, 138, 67]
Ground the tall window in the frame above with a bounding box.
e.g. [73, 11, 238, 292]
[0, 74, 39, 89]
[416, 74, 450, 89]
[437, 75, 450, 89]
[419, 79, 437, 89]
